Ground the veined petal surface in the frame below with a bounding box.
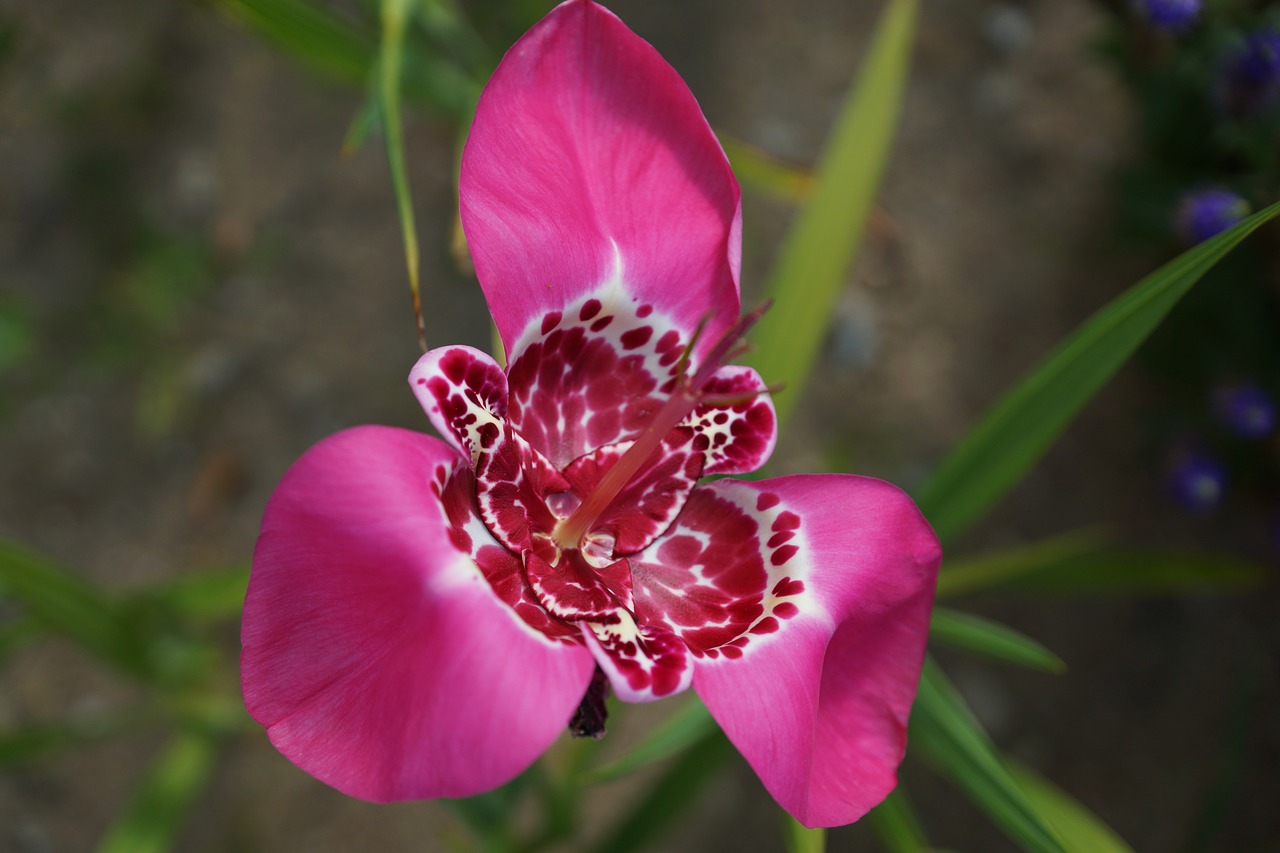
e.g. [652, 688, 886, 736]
[650, 476, 940, 827]
[460, 0, 742, 365]
[241, 426, 595, 801]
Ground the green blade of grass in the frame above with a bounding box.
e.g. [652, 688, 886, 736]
[96, 729, 220, 853]
[582, 697, 716, 785]
[126, 564, 250, 625]
[381, 0, 426, 350]
[917, 200, 1280, 544]
[746, 0, 917, 428]
[217, 0, 477, 119]
[0, 710, 156, 767]
[865, 788, 929, 853]
[0, 537, 149, 679]
[929, 607, 1065, 673]
[721, 136, 814, 204]
[935, 529, 1106, 600]
[216, 0, 375, 82]
[1001, 549, 1266, 596]
[936, 532, 1264, 599]
[1007, 761, 1135, 853]
[589, 729, 734, 853]
[911, 659, 1066, 853]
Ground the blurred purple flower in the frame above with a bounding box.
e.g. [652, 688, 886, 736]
[1218, 26, 1280, 115]
[1174, 188, 1249, 243]
[1214, 382, 1277, 439]
[1167, 449, 1227, 513]
[1131, 0, 1200, 32]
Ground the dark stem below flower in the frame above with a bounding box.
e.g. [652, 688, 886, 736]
[568, 666, 611, 739]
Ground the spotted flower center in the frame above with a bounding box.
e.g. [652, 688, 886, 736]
[411, 295, 794, 705]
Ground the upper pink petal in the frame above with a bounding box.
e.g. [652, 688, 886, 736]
[460, 0, 742, 362]
[241, 426, 595, 801]
[686, 476, 941, 827]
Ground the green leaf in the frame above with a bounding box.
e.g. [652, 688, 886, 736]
[721, 136, 814, 204]
[380, 0, 426, 350]
[1007, 762, 1134, 853]
[746, 0, 917, 428]
[935, 532, 1264, 599]
[589, 729, 734, 853]
[215, 0, 375, 83]
[929, 607, 1065, 673]
[911, 659, 1066, 853]
[582, 697, 716, 784]
[216, 0, 478, 120]
[96, 729, 219, 853]
[865, 788, 929, 853]
[935, 529, 1105, 600]
[0, 710, 153, 767]
[1000, 549, 1266, 596]
[917, 200, 1280, 544]
[0, 537, 149, 679]
[126, 564, 250, 625]
[341, 89, 382, 156]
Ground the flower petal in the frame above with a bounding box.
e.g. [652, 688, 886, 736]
[241, 426, 595, 801]
[636, 476, 940, 826]
[461, 0, 742, 362]
[561, 428, 704, 555]
[684, 366, 777, 475]
[409, 345, 508, 462]
[505, 294, 690, 467]
[581, 613, 694, 703]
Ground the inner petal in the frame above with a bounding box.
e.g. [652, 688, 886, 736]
[410, 345, 509, 462]
[682, 365, 778, 476]
[561, 427, 704, 556]
[505, 291, 690, 469]
[524, 549, 634, 621]
[580, 612, 693, 703]
[438, 467, 580, 646]
[629, 485, 809, 659]
[474, 423, 569, 554]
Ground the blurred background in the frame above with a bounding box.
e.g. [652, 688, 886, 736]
[1, 0, 1277, 850]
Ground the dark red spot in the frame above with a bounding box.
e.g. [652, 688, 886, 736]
[590, 316, 614, 332]
[767, 531, 794, 548]
[756, 493, 780, 511]
[620, 326, 654, 350]
[579, 299, 602, 321]
[541, 312, 562, 334]
[447, 525, 471, 552]
[772, 511, 801, 532]
[773, 602, 799, 619]
[637, 304, 653, 318]
[441, 350, 468, 383]
[772, 577, 804, 597]
[770, 545, 799, 566]
[749, 617, 779, 635]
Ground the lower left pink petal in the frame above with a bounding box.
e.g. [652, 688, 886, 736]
[241, 425, 595, 801]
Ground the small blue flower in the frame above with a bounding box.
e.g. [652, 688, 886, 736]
[1131, 0, 1200, 32]
[1214, 382, 1277, 439]
[1167, 449, 1227, 513]
[1174, 188, 1250, 243]
[1218, 26, 1280, 115]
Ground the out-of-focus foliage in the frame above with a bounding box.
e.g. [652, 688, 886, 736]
[5, 1, 1278, 851]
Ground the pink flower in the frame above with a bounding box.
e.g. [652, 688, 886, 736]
[241, 0, 940, 829]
